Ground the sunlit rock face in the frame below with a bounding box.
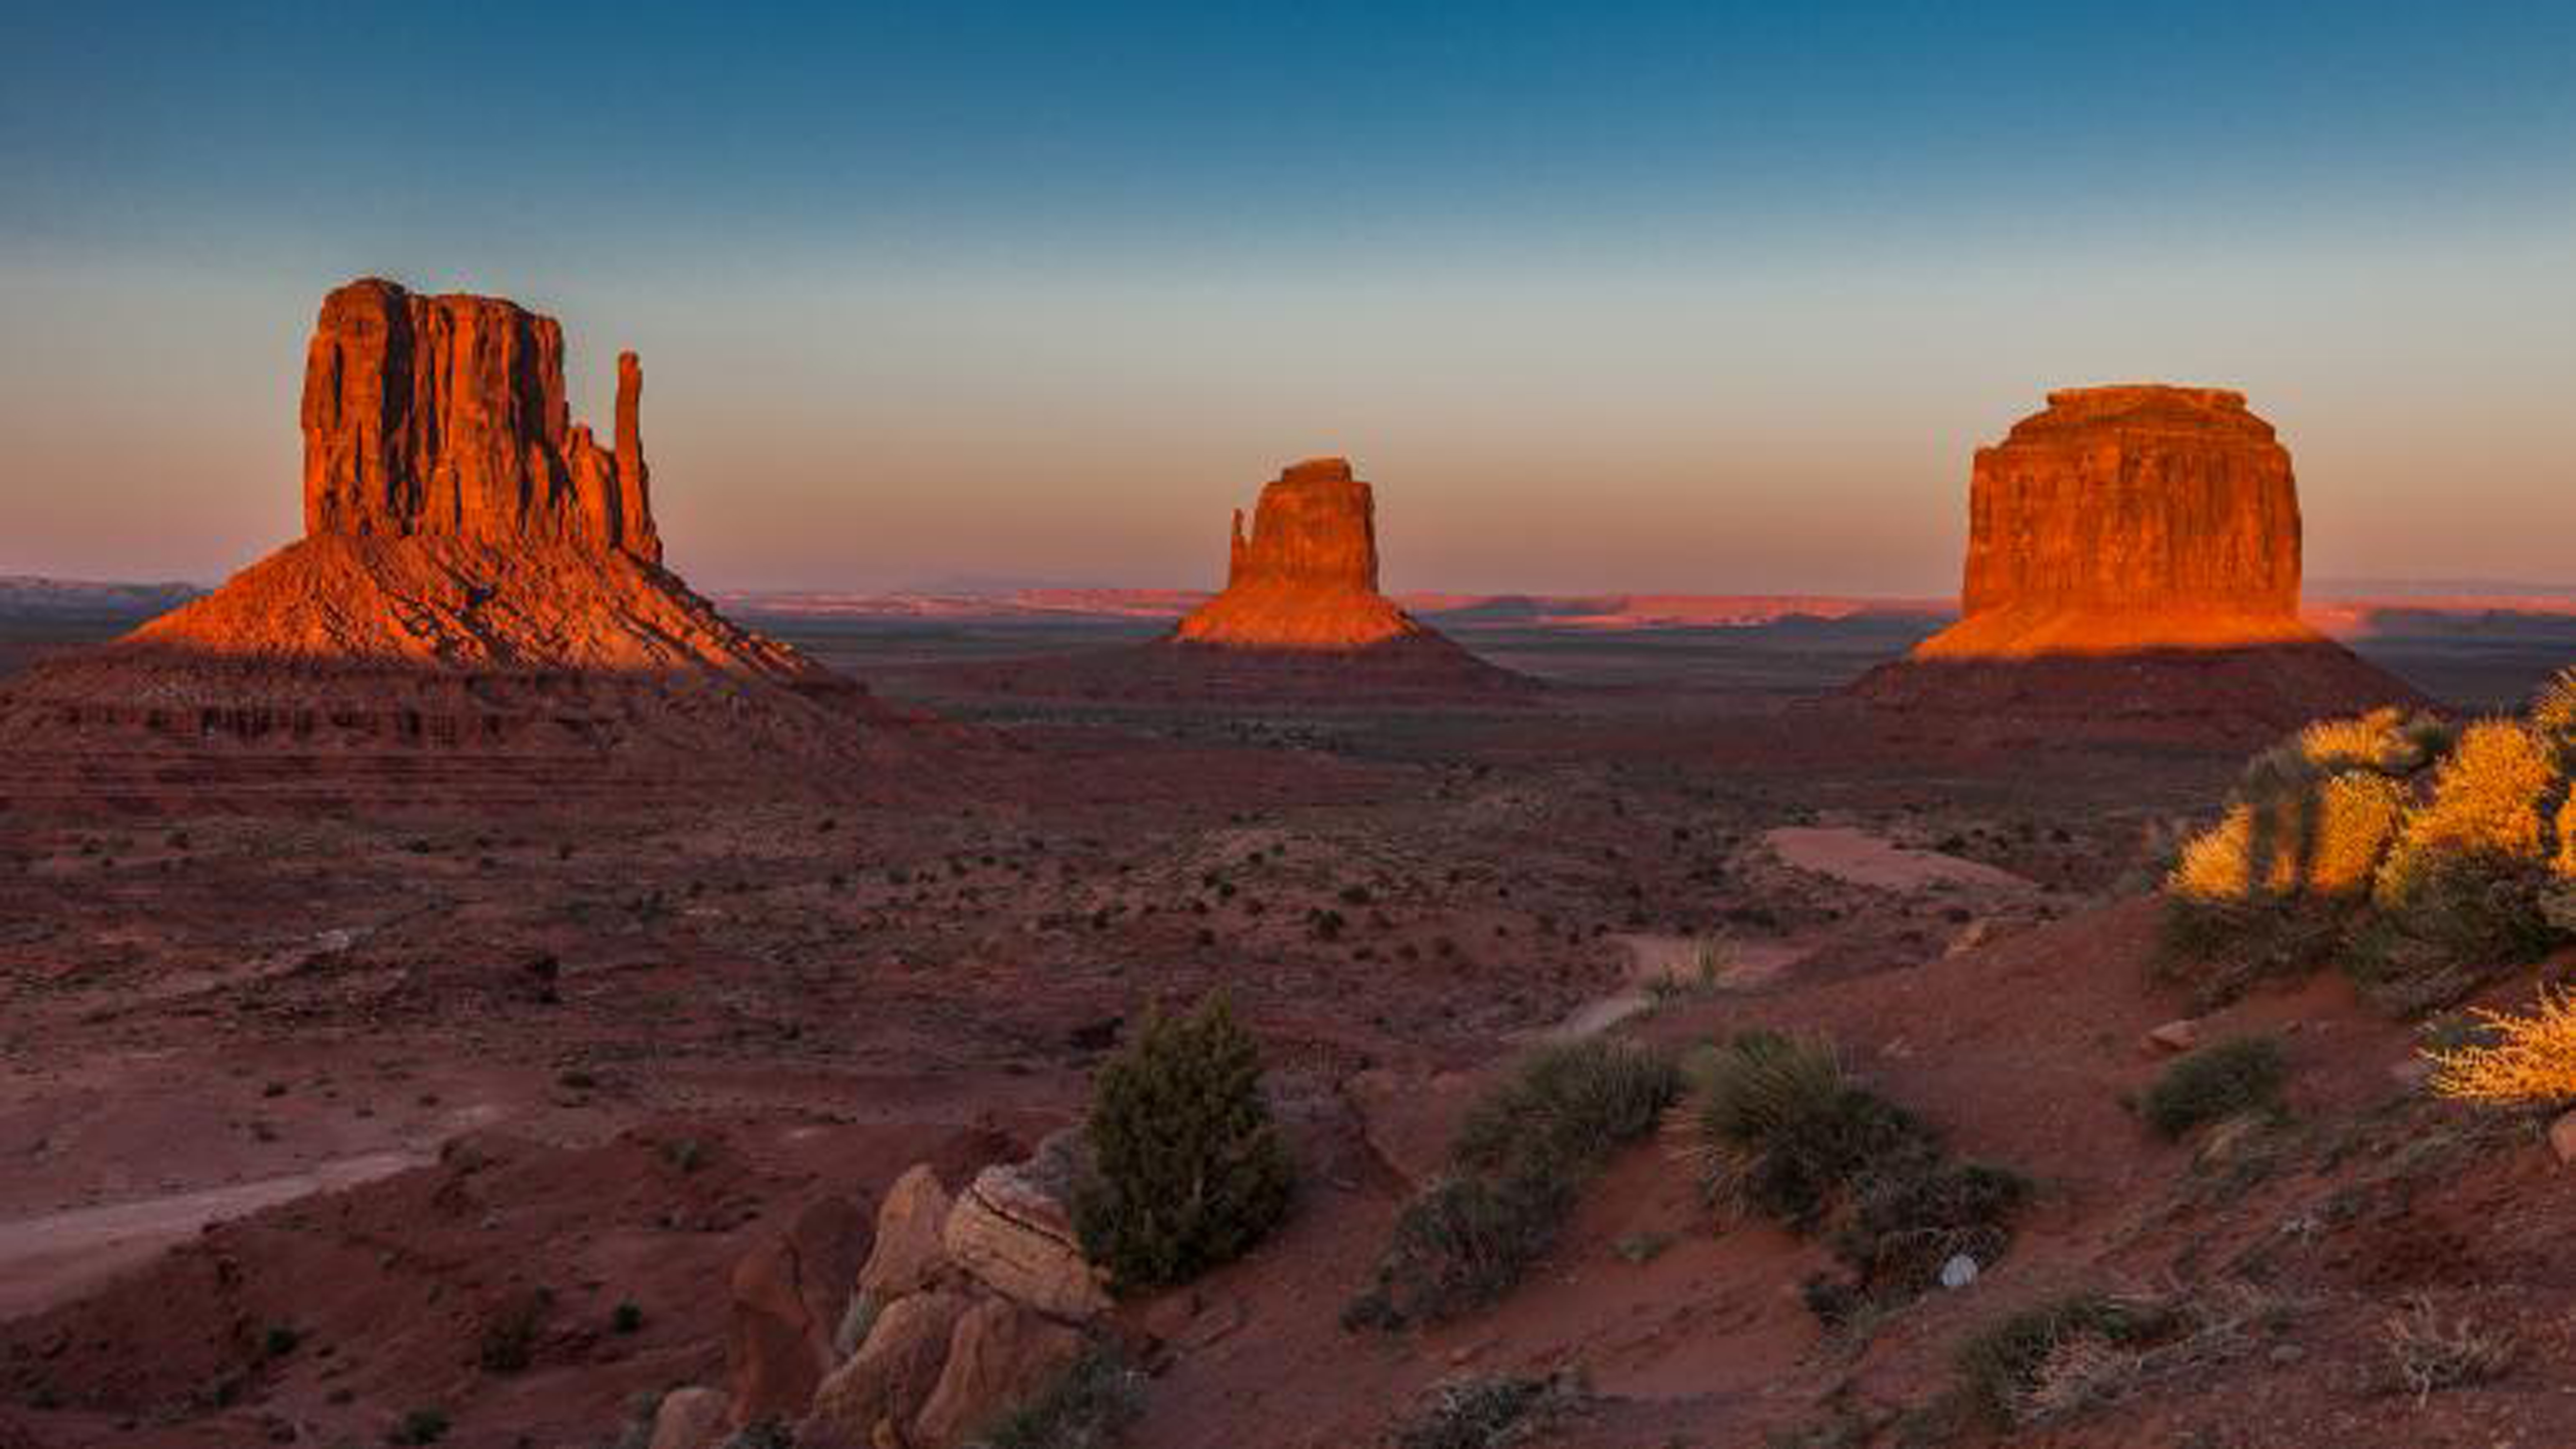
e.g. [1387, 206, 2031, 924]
[302, 278, 661, 563]
[1844, 384, 2426, 746]
[1916, 385, 2312, 658]
[0, 278, 925, 808]
[1171, 457, 1422, 651]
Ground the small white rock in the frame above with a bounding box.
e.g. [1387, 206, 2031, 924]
[1938, 1253, 1980, 1290]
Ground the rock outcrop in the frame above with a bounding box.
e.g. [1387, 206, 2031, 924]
[939, 1133, 1112, 1321]
[1916, 385, 2310, 658]
[768, 1139, 1116, 1449]
[1847, 385, 2425, 745]
[1172, 457, 1424, 651]
[726, 1195, 873, 1427]
[0, 278, 934, 810]
[929, 455, 1523, 703]
[302, 279, 662, 561]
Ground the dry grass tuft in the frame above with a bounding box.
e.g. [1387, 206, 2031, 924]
[2424, 985, 2576, 1107]
[2378, 1296, 2516, 1404]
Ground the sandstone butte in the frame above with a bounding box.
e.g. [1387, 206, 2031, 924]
[1170, 457, 1427, 651]
[1912, 384, 2319, 659]
[0, 278, 915, 804]
[1845, 384, 2423, 744]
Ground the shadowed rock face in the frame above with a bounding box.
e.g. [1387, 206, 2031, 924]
[1173, 457, 1422, 650]
[302, 278, 661, 563]
[1919, 385, 2309, 658]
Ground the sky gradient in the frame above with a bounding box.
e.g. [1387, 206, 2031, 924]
[5, 2, 2573, 594]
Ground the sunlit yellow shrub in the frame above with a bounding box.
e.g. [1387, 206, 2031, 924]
[2528, 667, 2576, 741]
[2298, 708, 2406, 770]
[2303, 772, 2409, 895]
[2169, 770, 2407, 902]
[2168, 805, 2254, 902]
[2374, 720, 2558, 908]
[2425, 987, 2576, 1106]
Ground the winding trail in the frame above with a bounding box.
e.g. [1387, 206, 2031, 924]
[0, 1150, 426, 1319]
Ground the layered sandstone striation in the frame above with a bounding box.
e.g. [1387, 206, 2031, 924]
[1172, 457, 1422, 650]
[1916, 385, 2312, 658]
[0, 278, 922, 808]
[1849, 385, 2425, 744]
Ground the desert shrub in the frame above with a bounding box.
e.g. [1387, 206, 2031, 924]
[2154, 891, 2351, 1007]
[1392, 1372, 1587, 1449]
[2141, 1037, 2285, 1138]
[1947, 1284, 2290, 1427]
[1826, 1160, 2029, 1304]
[2161, 708, 2576, 1012]
[2347, 852, 2555, 1013]
[1072, 993, 1293, 1289]
[1677, 1031, 2026, 1327]
[388, 1407, 452, 1445]
[1450, 1037, 1679, 1179]
[2425, 985, 2576, 1106]
[2170, 711, 2434, 907]
[1676, 1030, 1932, 1227]
[475, 1289, 551, 1374]
[1344, 1173, 1570, 1330]
[2374, 720, 2557, 908]
[2377, 1296, 2516, 1403]
[1952, 1293, 2196, 1426]
[965, 1345, 1144, 1449]
[1347, 1038, 1676, 1329]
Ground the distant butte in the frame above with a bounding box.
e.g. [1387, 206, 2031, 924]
[1171, 456, 1422, 651]
[1918, 385, 2310, 657]
[914, 455, 1532, 705]
[1847, 384, 2423, 744]
[0, 278, 931, 810]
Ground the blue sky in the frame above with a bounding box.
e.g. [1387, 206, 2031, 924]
[4, 1, 2572, 591]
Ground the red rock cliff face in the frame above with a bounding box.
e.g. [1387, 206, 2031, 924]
[1917, 385, 2312, 658]
[1174, 457, 1421, 650]
[301, 278, 662, 563]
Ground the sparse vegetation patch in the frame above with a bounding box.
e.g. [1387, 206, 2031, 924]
[2140, 1035, 2287, 1139]
[2163, 696, 2576, 1012]
[1675, 1030, 2028, 1328]
[1073, 992, 1295, 1289]
[1348, 1037, 1677, 1329]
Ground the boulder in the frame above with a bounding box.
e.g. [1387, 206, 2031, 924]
[941, 1132, 1111, 1321]
[647, 1386, 730, 1449]
[726, 1194, 873, 1427]
[859, 1164, 955, 1300]
[800, 1290, 973, 1449]
[911, 1298, 1085, 1449]
[2145, 1019, 2200, 1055]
